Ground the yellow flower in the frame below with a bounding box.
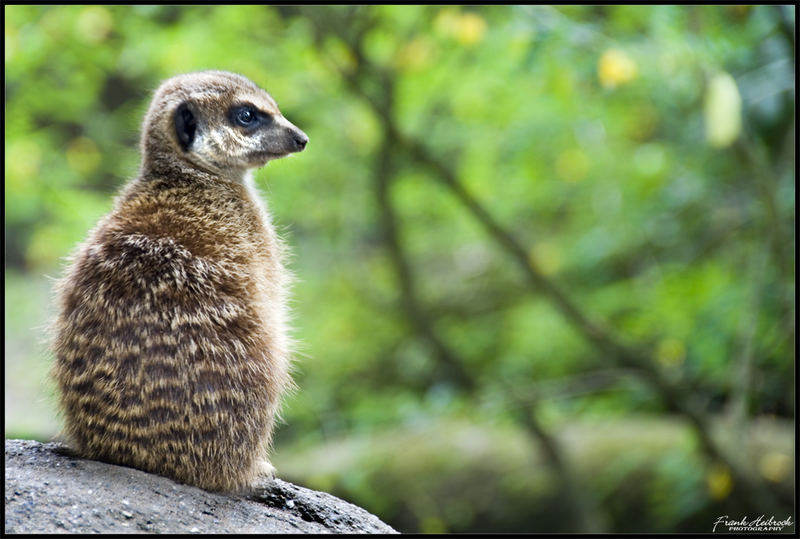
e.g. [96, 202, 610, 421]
[455, 13, 486, 46]
[598, 49, 637, 89]
[435, 9, 486, 46]
[706, 463, 733, 500]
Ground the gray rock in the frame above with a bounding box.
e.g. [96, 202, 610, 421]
[5, 439, 397, 534]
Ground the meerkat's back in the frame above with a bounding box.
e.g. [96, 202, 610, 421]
[52, 71, 308, 492]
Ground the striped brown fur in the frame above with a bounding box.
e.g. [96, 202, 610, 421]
[51, 71, 308, 492]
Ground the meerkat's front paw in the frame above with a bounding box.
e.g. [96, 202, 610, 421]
[256, 459, 277, 480]
[243, 459, 277, 494]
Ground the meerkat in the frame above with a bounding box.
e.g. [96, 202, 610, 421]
[51, 70, 308, 492]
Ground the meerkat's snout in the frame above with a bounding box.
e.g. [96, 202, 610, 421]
[253, 117, 308, 166]
[241, 109, 308, 165]
[285, 122, 308, 153]
[270, 111, 308, 154]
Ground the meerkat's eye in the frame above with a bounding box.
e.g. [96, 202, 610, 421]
[237, 108, 255, 125]
[231, 105, 259, 128]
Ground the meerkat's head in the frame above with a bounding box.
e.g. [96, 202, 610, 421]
[140, 70, 308, 180]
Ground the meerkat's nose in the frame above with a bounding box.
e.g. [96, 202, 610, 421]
[292, 129, 308, 152]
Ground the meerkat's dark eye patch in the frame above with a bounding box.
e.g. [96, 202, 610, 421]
[174, 103, 197, 151]
[229, 104, 272, 130]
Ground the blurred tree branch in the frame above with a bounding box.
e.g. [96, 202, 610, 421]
[373, 109, 477, 392]
[309, 10, 607, 530]
[726, 240, 768, 438]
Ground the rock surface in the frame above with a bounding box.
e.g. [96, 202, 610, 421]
[5, 439, 397, 534]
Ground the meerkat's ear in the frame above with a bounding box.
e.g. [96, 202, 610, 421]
[174, 102, 197, 151]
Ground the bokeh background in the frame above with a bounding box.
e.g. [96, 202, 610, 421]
[4, 5, 795, 533]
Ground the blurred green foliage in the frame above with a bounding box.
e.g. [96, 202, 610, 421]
[4, 5, 795, 533]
